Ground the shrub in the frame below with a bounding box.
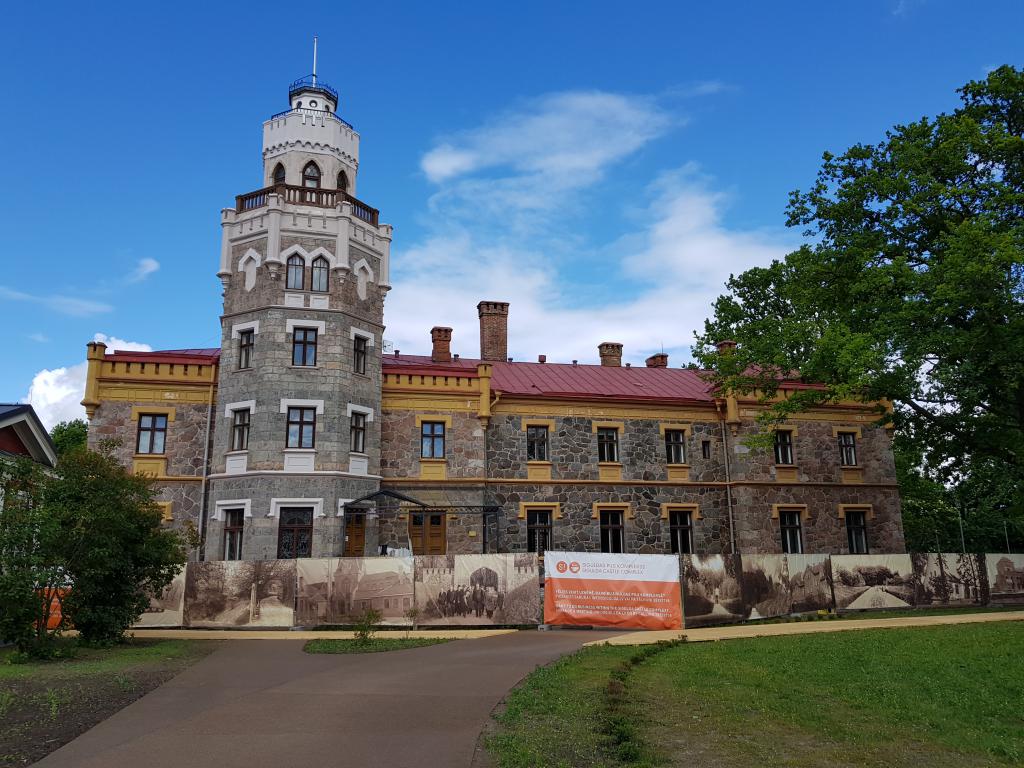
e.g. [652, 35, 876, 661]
[353, 608, 383, 643]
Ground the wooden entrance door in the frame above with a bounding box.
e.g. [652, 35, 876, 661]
[409, 511, 446, 555]
[344, 512, 365, 557]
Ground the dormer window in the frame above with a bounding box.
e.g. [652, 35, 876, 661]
[311, 256, 329, 292]
[302, 162, 321, 189]
[286, 255, 305, 290]
[272, 163, 285, 185]
[338, 170, 349, 192]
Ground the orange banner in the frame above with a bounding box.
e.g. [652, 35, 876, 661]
[543, 552, 683, 630]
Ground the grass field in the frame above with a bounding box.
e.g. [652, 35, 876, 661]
[0, 638, 218, 766]
[486, 622, 1024, 767]
[304, 637, 451, 654]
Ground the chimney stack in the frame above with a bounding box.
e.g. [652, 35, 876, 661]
[645, 353, 669, 368]
[598, 342, 623, 367]
[430, 327, 453, 363]
[478, 301, 509, 362]
[715, 339, 738, 354]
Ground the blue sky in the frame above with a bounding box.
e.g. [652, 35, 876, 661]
[3, 0, 1021, 426]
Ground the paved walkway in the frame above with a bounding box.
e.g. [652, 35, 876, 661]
[587, 609, 1024, 646]
[37, 630, 614, 768]
[125, 627, 516, 641]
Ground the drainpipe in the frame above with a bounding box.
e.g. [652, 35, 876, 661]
[197, 375, 215, 561]
[719, 406, 737, 555]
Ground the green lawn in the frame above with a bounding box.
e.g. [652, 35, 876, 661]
[487, 622, 1024, 768]
[303, 637, 451, 654]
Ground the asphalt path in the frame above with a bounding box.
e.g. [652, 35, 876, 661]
[36, 630, 615, 768]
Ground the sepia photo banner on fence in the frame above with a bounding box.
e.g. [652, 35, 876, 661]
[544, 551, 683, 630]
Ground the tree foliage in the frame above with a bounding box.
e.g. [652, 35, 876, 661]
[0, 448, 187, 653]
[49, 419, 88, 457]
[694, 66, 1024, 540]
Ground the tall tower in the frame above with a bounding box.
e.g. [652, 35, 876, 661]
[206, 64, 392, 561]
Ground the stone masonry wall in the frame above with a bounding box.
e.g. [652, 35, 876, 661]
[380, 410, 485, 479]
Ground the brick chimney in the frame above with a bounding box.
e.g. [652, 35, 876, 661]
[716, 339, 738, 354]
[478, 301, 509, 362]
[431, 326, 453, 363]
[598, 342, 623, 367]
[645, 353, 669, 368]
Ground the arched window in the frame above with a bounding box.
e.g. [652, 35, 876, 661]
[311, 256, 329, 292]
[337, 170, 349, 193]
[286, 255, 305, 290]
[272, 163, 285, 185]
[302, 162, 321, 189]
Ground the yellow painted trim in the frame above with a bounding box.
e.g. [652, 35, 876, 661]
[592, 421, 624, 433]
[774, 466, 799, 483]
[518, 502, 562, 520]
[477, 363, 492, 423]
[414, 414, 453, 428]
[156, 501, 173, 522]
[772, 425, 799, 437]
[771, 504, 809, 521]
[133, 456, 167, 477]
[418, 458, 447, 480]
[660, 503, 701, 521]
[523, 418, 556, 429]
[658, 422, 691, 436]
[666, 464, 691, 482]
[833, 425, 863, 437]
[131, 406, 176, 422]
[593, 502, 630, 520]
[526, 461, 553, 481]
[383, 396, 478, 413]
[380, 476, 901, 489]
[598, 462, 622, 482]
[841, 467, 865, 484]
[838, 504, 875, 521]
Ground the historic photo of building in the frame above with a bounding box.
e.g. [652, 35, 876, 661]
[988, 554, 1024, 604]
[296, 557, 414, 625]
[415, 554, 538, 626]
[912, 553, 985, 606]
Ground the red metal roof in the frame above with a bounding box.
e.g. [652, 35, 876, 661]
[108, 348, 221, 365]
[384, 354, 717, 403]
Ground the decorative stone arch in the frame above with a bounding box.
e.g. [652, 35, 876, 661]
[352, 258, 374, 300]
[279, 244, 336, 269]
[236, 248, 262, 292]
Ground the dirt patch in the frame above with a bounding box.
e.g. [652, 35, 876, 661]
[0, 641, 219, 766]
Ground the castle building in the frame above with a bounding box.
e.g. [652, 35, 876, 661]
[81, 71, 905, 562]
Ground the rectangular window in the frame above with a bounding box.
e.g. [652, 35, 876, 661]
[292, 327, 318, 366]
[350, 411, 366, 453]
[597, 427, 619, 463]
[421, 421, 445, 458]
[286, 407, 316, 448]
[702, 440, 712, 460]
[231, 408, 250, 451]
[526, 509, 553, 555]
[136, 414, 168, 455]
[223, 509, 244, 560]
[277, 506, 313, 559]
[600, 509, 625, 553]
[838, 432, 858, 466]
[353, 335, 368, 375]
[669, 510, 694, 554]
[774, 430, 794, 465]
[238, 329, 254, 370]
[665, 429, 687, 464]
[846, 509, 869, 554]
[526, 425, 549, 461]
[780, 509, 803, 554]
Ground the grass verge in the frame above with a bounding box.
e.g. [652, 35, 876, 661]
[303, 637, 451, 654]
[0, 638, 219, 766]
[486, 621, 1024, 768]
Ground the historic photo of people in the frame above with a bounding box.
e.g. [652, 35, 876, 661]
[912, 553, 986, 606]
[681, 554, 748, 628]
[184, 559, 296, 627]
[741, 554, 833, 620]
[415, 554, 539, 626]
[296, 557, 415, 625]
[133, 566, 186, 628]
[831, 554, 916, 611]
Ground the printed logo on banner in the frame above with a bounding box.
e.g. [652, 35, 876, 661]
[543, 551, 683, 631]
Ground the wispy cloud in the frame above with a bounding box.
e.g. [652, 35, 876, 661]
[27, 332, 49, 343]
[0, 286, 113, 317]
[127, 257, 160, 283]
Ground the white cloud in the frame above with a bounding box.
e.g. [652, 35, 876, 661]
[128, 257, 160, 283]
[24, 334, 151, 430]
[0, 286, 112, 317]
[28, 332, 49, 343]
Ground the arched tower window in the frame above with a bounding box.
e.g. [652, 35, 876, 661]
[272, 163, 285, 185]
[337, 170, 349, 193]
[302, 162, 321, 189]
[311, 256, 329, 292]
[286, 255, 305, 290]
